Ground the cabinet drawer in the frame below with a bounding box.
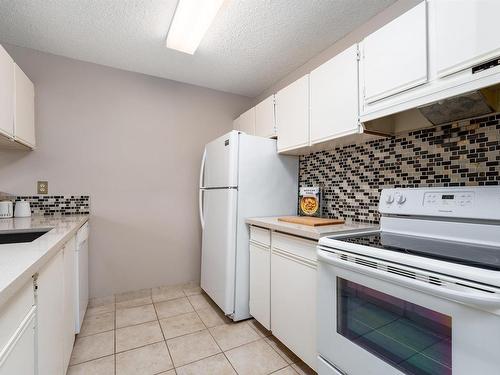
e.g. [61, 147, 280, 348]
[0, 279, 34, 350]
[272, 232, 317, 263]
[250, 226, 270, 247]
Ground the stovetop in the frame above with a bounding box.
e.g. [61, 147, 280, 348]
[334, 231, 500, 271]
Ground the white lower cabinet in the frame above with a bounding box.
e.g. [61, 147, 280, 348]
[62, 238, 77, 370]
[0, 280, 36, 375]
[271, 233, 317, 371]
[249, 242, 271, 329]
[37, 250, 65, 375]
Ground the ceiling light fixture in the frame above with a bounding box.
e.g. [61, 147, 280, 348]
[166, 0, 224, 55]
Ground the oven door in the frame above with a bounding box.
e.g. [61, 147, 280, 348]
[317, 248, 500, 375]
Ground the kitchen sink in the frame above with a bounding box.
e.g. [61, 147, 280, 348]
[0, 229, 51, 244]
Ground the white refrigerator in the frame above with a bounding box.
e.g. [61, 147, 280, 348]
[199, 130, 298, 321]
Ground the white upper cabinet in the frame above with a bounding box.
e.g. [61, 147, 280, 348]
[432, 0, 500, 77]
[255, 95, 276, 138]
[276, 75, 309, 152]
[238, 107, 256, 135]
[0, 45, 14, 138]
[233, 116, 241, 131]
[362, 1, 428, 104]
[310, 44, 359, 144]
[14, 64, 35, 147]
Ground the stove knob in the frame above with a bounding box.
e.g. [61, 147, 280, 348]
[385, 194, 395, 204]
[397, 194, 406, 204]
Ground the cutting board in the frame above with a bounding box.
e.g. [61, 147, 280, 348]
[278, 216, 345, 227]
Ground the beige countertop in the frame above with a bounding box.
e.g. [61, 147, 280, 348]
[0, 215, 89, 307]
[246, 216, 378, 241]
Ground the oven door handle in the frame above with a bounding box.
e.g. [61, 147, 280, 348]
[318, 251, 500, 309]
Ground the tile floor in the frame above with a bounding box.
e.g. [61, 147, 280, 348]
[67, 282, 317, 375]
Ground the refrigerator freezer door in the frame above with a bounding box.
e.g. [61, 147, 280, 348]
[201, 188, 238, 315]
[202, 131, 239, 188]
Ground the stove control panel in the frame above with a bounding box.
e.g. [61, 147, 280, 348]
[423, 191, 474, 207]
[379, 187, 500, 220]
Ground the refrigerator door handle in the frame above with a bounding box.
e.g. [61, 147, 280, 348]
[199, 148, 206, 189]
[199, 149, 207, 229]
[199, 189, 205, 229]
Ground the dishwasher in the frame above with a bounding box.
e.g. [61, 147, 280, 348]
[75, 221, 89, 333]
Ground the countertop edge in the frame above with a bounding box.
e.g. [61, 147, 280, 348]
[246, 217, 378, 241]
[0, 216, 89, 307]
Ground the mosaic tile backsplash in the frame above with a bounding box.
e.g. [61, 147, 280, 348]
[299, 114, 500, 224]
[10, 195, 90, 216]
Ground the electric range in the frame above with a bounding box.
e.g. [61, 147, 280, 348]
[316, 186, 500, 375]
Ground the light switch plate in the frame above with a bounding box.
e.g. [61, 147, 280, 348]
[37, 181, 48, 195]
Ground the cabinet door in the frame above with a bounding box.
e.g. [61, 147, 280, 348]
[255, 95, 276, 138]
[362, 1, 427, 103]
[14, 64, 35, 147]
[0, 310, 36, 375]
[62, 238, 76, 370]
[0, 45, 14, 138]
[276, 75, 309, 152]
[432, 0, 500, 77]
[37, 251, 64, 375]
[239, 107, 255, 135]
[249, 242, 271, 329]
[271, 249, 317, 370]
[310, 45, 359, 144]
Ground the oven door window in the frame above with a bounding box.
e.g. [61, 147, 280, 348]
[337, 278, 452, 375]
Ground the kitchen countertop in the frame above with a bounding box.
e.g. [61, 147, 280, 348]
[0, 215, 89, 307]
[246, 216, 378, 241]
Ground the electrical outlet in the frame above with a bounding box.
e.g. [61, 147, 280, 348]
[37, 181, 48, 195]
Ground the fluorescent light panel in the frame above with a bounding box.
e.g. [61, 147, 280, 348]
[166, 0, 224, 54]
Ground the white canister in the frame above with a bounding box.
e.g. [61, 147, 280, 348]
[14, 200, 32, 218]
[0, 201, 13, 218]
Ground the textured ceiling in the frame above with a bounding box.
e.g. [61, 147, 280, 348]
[0, 0, 396, 97]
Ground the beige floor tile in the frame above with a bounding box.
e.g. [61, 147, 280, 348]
[167, 329, 221, 367]
[116, 341, 173, 375]
[159, 311, 205, 339]
[115, 288, 151, 303]
[67, 355, 114, 375]
[116, 304, 157, 328]
[225, 339, 288, 375]
[247, 319, 272, 338]
[155, 297, 194, 319]
[187, 294, 213, 310]
[157, 371, 176, 375]
[182, 282, 202, 297]
[264, 336, 300, 364]
[78, 312, 114, 337]
[88, 295, 115, 307]
[152, 285, 186, 303]
[197, 306, 230, 328]
[116, 320, 164, 352]
[273, 366, 299, 375]
[209, 322, 260, 351]
[116, 296, 153, 310]
[70, 331, 114, 365]
[291, 361, 317, 375]
[86, 303, 115, 317]
[176, 353, 236, 375]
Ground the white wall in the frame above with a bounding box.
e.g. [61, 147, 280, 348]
[0, 44, 251, 297]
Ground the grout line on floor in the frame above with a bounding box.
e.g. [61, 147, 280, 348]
[187, 295, 241, 374]
[152, 294, 175, 371]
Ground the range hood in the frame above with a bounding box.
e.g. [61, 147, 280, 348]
[418, 88, 500, 125]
